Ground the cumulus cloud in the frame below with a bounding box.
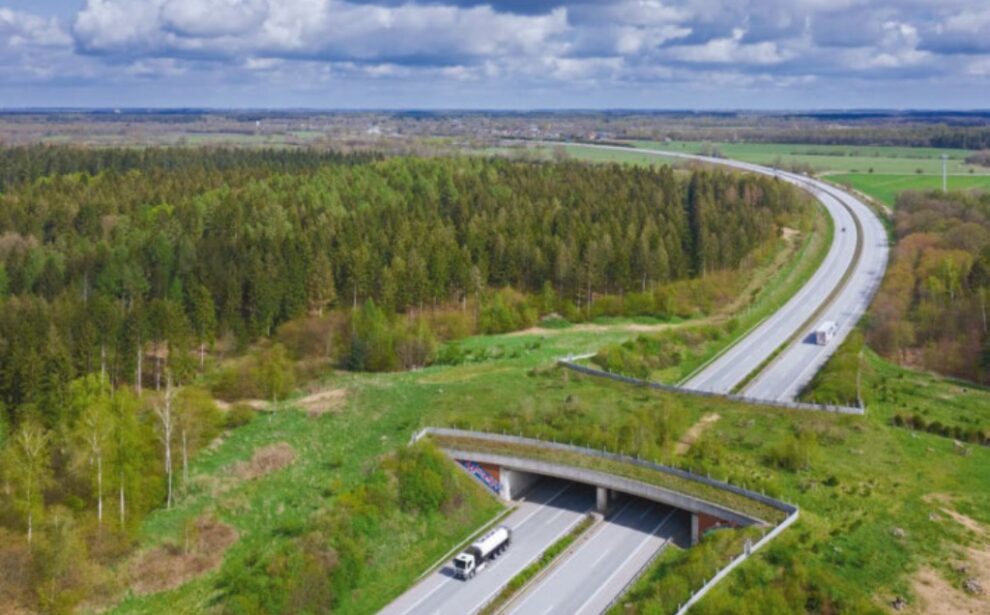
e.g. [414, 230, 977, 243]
[665, 28, 789, 65]
[0, 0, 986, 106]
[0, 8, 71, 48]
[73, 0, 569, 65]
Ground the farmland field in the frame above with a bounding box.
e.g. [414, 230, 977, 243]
[633, 140, 987, 175]
[831, 173, 990, 205]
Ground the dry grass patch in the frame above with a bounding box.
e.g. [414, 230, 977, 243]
[296, 387, 348, 417]
[0, 530, 33, 615]
[910, 494, 990, 613]
[233, 442, 297, 481]
[911, 562, 988, 615]
[127, 516, 238, 596]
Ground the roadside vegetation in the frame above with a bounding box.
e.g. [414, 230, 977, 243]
[590, 199, 830, 384]
[864, 190, 990, 384]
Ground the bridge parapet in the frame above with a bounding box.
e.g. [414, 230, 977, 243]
[414, 427, 796, 527]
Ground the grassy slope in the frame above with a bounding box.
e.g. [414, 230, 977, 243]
[108, 316, 990, 613]
[831, 173, 990, 206]
[679, 355, 990, 614]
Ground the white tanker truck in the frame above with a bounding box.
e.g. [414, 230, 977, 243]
[452, 526, 512, 580]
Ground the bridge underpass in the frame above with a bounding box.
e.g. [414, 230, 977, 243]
[456, 452, 748, 546]
[383, 429, 793, 615]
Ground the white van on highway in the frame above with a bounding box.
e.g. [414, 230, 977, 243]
[814, 321, 837, 345]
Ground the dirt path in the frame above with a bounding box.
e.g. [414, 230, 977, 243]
[675, 413, 721, 455]
[507, 321, 681, 337]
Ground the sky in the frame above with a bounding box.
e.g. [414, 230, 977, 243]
[1, 0, 989, 109]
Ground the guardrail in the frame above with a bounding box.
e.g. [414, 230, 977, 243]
[674, 508, 800, 615]
[558, 360, 864, 415]
[415, 428, 797, 519]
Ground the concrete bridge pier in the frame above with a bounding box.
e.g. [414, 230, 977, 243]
[499, 468, 540, 500]
[596, 486, 609, 513]
[691, 512, 727, 545]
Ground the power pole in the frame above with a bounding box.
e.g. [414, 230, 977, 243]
[942, 154, 948, 192]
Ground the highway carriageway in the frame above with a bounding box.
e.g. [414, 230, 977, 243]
[540, 141, 889, 405]
[379, 428, 796, 615]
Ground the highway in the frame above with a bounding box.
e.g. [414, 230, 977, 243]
[505, 496, 689, 615]
[564, 143, 889, 402]
[379, 479, 594, 615]
[743, 179, 889, 401]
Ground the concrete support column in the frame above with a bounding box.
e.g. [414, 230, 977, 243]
[596, 486, 609, 513]
[499, 468, 539, 501]
[691, 513, 700, 546]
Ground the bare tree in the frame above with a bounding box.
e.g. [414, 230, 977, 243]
[154, 375, 176, 509]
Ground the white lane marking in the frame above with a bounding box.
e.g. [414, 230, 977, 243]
[506, 499, 637, 615]
[395, 575, 454, 615]
[572, 509, 676, 615]
[513, 482, 573, 530]
[395, 484, 574, 615]
[470, 511, 590, 615]
[589, 548, 611, 570]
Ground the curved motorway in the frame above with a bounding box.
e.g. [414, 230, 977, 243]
[572, 143, 890, 403]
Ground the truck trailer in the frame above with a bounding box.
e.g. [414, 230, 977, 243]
[814, 321, 837, 345]
[452, 526, 512, 580]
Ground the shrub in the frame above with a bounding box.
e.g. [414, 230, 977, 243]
[225, 403, 255, 429]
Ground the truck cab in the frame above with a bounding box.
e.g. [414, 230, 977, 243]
[452, 553, 478, 579]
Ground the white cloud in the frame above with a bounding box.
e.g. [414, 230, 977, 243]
[73, 0, 570, 64]
[0, 8, 71, 48]
[0, 0, 986, 107]
[665, 28, 789, 65]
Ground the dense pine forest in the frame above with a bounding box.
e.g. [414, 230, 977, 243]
[0, 146, 805, 612]
[868, 190, 990, 382]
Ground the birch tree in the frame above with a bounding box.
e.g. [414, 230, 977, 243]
[154, 375, 176, 509]
[73, 396, 113, 528]
[175, 386, 222, 491]
[7, 421, 51, 546]
[108, 389, 144, 528]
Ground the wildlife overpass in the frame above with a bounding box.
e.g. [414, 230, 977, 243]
[382, 428, 796, 615]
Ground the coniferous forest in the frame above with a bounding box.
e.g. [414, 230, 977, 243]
[0, 146, 805, 611]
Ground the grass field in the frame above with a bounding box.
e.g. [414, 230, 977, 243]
[107, 312, 990, 614]
[633, 140, 987, 175]
[483, 143, 682, 166]
[831, 173, 990, 206]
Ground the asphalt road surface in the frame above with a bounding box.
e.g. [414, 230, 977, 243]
[743, 178, 889, 401]
[562, 143, 888, 402]
[505, 496, 689, 615]
[379, 479, 594, 615]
